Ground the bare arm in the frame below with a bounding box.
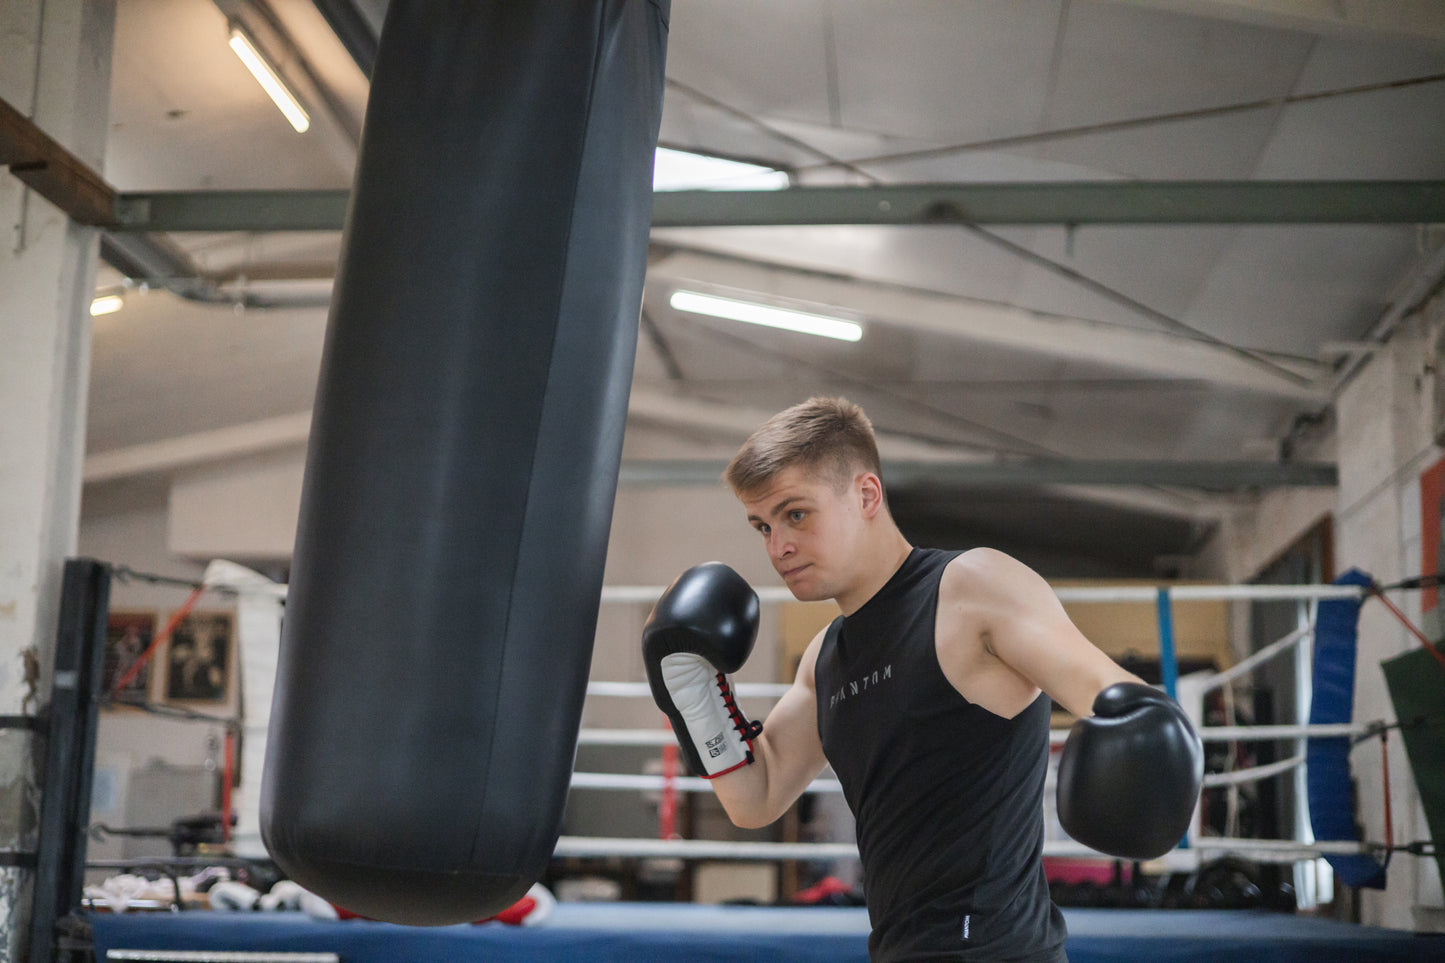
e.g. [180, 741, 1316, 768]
[941, 548, 1141, 717]
[710, 628, 830, 829]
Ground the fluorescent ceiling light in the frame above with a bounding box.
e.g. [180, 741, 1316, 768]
[670, 290, 862, 342]
[228, 25, 310, 133]
[654, 147, 789, 191]
[90, 294, 123, 316]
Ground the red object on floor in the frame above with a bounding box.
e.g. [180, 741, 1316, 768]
[791, 876, 855, 905]
[490, 896, 538, 926]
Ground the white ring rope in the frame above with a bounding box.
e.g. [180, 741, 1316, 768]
[577, 722, 1376, 749]
[550, 836, 1373, 864]
[571, 771, 844, 794]
[1191, 837, 1373, 856]
[587, 681, 792, 699]
[1194, 722, 1373, 741]
[1201, 755, 1305, 789]
[600, 583, 1368, 606]
[1200, 624, 1312, 692]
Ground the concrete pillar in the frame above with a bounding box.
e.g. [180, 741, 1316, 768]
[0, 0, 115, 957]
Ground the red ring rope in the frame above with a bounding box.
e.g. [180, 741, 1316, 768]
[1368, 585, 1445, 674]
[658, 723, 678, 841]
[222, 727, 236, 845]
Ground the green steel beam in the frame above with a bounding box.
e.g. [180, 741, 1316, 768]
[652, 181, 1445, 227]
[619, 458, 1337, 490]
[107, 181, 1445, 233]
[112, 189, 349, 232]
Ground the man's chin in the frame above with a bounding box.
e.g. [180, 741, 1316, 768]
[787, 582, 828, 603]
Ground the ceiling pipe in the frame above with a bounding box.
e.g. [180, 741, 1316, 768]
[99, 233, 334, 310]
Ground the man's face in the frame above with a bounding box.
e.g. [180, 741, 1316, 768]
[740, 464, 866, 602]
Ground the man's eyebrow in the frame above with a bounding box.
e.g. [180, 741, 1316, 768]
[746, 495, 806, 525]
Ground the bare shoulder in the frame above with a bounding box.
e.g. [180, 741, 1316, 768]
[941, 547, 1057, 613]
[935, 549, 1044, 716]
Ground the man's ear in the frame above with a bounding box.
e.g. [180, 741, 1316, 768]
[857, 472, 885, 518]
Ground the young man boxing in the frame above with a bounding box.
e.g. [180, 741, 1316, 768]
[643, 397, 1203, 962]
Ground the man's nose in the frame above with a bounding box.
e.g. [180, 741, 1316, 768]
[768, 529, 792, 559]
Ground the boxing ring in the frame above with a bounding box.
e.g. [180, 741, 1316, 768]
[77, 568, 1445, 962]
[89, 904, 1436, 963]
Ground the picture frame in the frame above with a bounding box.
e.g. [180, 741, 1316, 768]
[103, 610, 156, 702]
[164, 610, 233, 703]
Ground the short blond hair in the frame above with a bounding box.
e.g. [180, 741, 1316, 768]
[724, 397, 881, 498]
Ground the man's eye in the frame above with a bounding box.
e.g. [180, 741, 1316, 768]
[756, 524, 770, 536]
[789, 510, 805, 522]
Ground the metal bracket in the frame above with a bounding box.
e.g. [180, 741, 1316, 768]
[0, 714, 45, 734]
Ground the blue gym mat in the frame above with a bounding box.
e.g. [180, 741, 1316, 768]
[88, 902, 1444, 962]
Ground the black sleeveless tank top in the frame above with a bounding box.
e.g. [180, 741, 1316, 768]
[814, 548, 1067, 962]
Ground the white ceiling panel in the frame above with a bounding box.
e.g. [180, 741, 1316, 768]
[1045, 1, 1316, 129]
[652, 225, 1037, 306]
[1007, 223, 1239, 332]
[665, 0, 833, 129]
[831, 1, 1064, 142]
[1182, 225, 1424, 352]
[1032, 107, 1286, 178]
[1252, 84, 1445, 178]
[1289, 33, 1445, 93]
[860, 144, 1108, 183]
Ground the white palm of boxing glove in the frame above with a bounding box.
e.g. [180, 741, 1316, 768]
[642, 562, 763, 778]
[659, 653, 759, 777]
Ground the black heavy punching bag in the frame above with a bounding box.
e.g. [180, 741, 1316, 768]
[261, 1, 669, 926]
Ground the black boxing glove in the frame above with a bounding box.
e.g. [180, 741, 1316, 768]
[642, 563, 763, 778]
[1056, 682, 1204, 860]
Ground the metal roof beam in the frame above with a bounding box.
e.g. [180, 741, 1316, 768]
[620, 458, 1336, 490]
[106, 181, 1445, 233]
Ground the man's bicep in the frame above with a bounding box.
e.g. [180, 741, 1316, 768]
[957, 550, 1138, 717]
[999, 609, 1139, 717]
[757, 631, 829, 802]
[756, 681, 828, 807]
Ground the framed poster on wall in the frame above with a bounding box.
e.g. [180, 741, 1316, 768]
[103, 610, 156, 702]
[164, 610, 233, 703]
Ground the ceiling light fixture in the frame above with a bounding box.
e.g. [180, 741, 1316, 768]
[653, 147, 789, 191]
[227, 24, 310, 133]
[669, 290, 862, 342]
[90, 294, 123, 316]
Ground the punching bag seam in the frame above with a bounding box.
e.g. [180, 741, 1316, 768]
[465, 2, 612, 865]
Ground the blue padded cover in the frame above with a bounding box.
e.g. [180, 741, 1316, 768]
[1306, 568, 1386, 888]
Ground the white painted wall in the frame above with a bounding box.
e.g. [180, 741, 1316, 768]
[1332, 298, 1444, 931]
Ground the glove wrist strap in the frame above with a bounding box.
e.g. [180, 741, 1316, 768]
[679, 671, 762, 778]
